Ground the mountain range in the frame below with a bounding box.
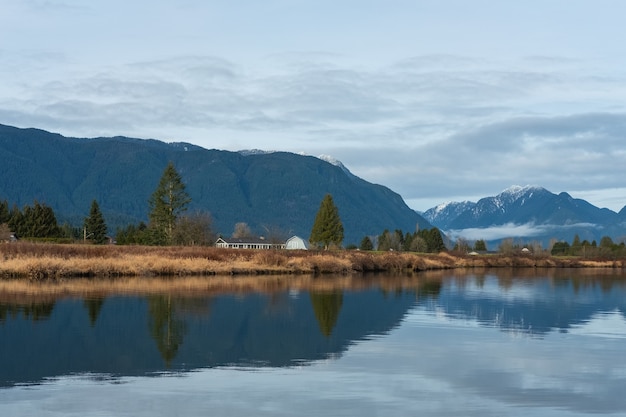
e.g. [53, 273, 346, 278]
[0, 124, 430, 244]
[422, 185, 626, 247]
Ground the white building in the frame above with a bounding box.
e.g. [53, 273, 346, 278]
[215, 237, 285, 250]
[285, 235, 309, 250]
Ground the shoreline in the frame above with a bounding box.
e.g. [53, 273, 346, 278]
[1, 242, 624, 280]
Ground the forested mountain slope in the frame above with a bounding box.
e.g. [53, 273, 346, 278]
[0, 124, 430, 244]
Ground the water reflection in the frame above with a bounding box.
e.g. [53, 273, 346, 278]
[425, 269, 626, 336]
[0, 276, 421, 387]
[309, 291, 343, 337]
[1, 269, 626, 392]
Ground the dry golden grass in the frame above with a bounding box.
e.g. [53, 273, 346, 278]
[0, 273, 437, 301]
[1, 242, 625, 283]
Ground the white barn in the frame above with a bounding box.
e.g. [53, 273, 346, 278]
[285, 235, 309, 250]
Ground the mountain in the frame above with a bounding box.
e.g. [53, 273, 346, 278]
[0, 124, 431, 244]
[423, 185, 626, 246]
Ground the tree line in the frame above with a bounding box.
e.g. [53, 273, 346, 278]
[550, 234, 626, 257]
[0, 162, 464, 252]
[0, 198, 109, 243]
[357, 227, 446, 253]
[0, 200, 61, 240]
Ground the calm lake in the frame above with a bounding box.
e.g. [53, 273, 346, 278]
[1, 268, 626, 416]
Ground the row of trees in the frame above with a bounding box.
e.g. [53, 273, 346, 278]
[306, 195, 448, 253]
[551, 234, 626, 257]
[357, 227, 446, 253]
[0, 198, 108, 243]
[0, 200, 60, 239]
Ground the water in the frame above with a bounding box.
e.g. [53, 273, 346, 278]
[1, 269, 626, 416]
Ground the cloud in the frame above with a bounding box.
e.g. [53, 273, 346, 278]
[2, 49, 626, 211]
[445, 222, 599, 242]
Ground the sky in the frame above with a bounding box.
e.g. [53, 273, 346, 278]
[2, 0, 626, 212]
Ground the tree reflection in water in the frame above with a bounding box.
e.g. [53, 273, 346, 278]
[83, 297, 105, 327]
[309, 291, 343, 337]
[148, 295, 187, 367]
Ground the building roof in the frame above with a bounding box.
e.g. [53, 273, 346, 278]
[216, 237, 275, 245]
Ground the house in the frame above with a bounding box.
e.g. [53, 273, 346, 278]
[285, 235, 309, 250]
[215, 237, 285, 250]
[0, 224, 17, 243]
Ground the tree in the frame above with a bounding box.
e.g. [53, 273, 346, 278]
[0, 200, 9, 224]
[499, 237, 515, 254]
[473, 239, 487, 251]
[148, 162, 191, 245]
[12, 201, 60, 238]
[359, 236, 374, 251]
[570, 234, 582, 255]
[116, 222, 150, 245]
[83, 200, 108, 244]
[309, 194, 344, 249]
[409, 235, 428, 252]
[551, 241, 570, 256]
[171, 211, 214, 246]
[453, 237, 470, 253]
[417, 227, 446, 253]
[232, 222, 252, 238]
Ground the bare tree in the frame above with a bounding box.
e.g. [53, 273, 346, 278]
[172, 211, 214, 246]
[232, 222, 252, 238]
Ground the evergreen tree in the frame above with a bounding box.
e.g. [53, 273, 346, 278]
[551, 241, 570, 256]
[83, 200, 108, 244]
[116, 222, 150, 245]
[571, 234, 582, 255]
[428, 228, 446, 252]
[148, 162, 191, 245]
[377, 229, 391, 251]
[309, 194, 344, 249]
[8, 205, 23, 237]
[417, 227, 446, 253]
[474, 239, 487, 251]
[0, 200, 9, 224]
[359, 236, 374, 251]
[13, 201, 60, 238]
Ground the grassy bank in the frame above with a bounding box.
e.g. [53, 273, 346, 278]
[1, 242, 624, 281]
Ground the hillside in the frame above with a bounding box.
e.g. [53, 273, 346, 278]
[0, 124, 431, 244]
[423, 185, 626, 246]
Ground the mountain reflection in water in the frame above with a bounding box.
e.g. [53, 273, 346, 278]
[1, 269, 626, 389]
[0, 277, 425, 387]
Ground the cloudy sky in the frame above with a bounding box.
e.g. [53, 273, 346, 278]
[2, 0, 626, 212]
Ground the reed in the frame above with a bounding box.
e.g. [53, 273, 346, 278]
[1, 242, 624, 281]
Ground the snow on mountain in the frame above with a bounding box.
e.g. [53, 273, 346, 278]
[238, 149, 276, 156]
[423, 201, 476, 226]
[423, 185, 625, 246]
[316, 154, 355, 177]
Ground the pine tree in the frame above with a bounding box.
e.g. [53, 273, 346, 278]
[359, 236, 374, 251]
[473, 239, 487, 251]
[83, 200, 108, 244]
[0, 200, 9, 224]
[309, 194, 344, 249]
[148, 162, 191, 245]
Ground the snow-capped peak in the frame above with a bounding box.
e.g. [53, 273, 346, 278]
[500, 185, 543, 196]
[317, 154, 355, 177]
[317, 154, 342, 167]
[238, 149, 276, 156]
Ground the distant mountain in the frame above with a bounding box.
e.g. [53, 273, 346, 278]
[423, 185, 626, 246]
[0, 124, 431, 244]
